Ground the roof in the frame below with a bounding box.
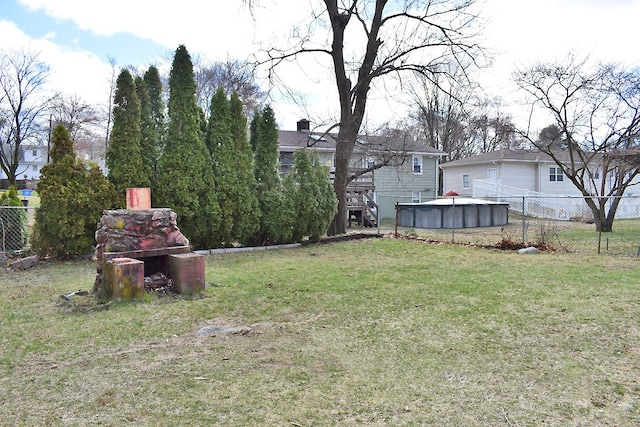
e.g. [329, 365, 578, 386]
[439, 148, 572, 168]
[278, 129, 446, 156]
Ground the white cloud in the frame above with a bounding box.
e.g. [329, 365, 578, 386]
[0, 20, 112, 107]
[16, 0, 311, 62]
[7, 0, 640, 131]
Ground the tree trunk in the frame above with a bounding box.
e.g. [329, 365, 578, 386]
[328, 122, 359, 235]
[585, 196, 616, 233]
[328, 175, 347, 235]
[328, 139, 352, 235]
[602, 196, 622, 233]
[8, 164, 18, 188]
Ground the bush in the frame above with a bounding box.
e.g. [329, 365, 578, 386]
[284, 149, 337, 242]
[32, 125, 119, 258]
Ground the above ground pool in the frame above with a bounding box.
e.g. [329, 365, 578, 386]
[397, 198, 509, 229]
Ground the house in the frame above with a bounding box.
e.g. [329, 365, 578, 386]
[440, 148, 600, 198]
[0, 143, 48, 189]
[440, 148, 640, 220]
[279, 120, 446, 222]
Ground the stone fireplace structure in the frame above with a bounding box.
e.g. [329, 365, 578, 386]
[93, 208, 205, 300]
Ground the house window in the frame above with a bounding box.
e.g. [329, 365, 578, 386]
[412, 191, 422, 203]
[32, 149, 38, 156]
[412, 156, 422, 175]
[549, 166, 563, 182]
[279, 151, 294, 177]
[590, 170, 600, 180]
[462, 174, 470, 189]
[361, 157, 375, 169]
[32, 165, 38, 172]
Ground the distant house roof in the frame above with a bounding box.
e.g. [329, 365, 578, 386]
[278, 129, 446, 157]
[439, 148, 573, 168]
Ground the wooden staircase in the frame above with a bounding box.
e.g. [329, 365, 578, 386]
[345, 169, 378, 228]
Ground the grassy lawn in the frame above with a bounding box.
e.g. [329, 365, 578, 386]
[384, 214, 640, 256]
[0, 237, 639, 425]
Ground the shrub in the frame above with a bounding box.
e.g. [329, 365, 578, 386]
[32, 125, 119, 258]
[284, 149, 337, 241]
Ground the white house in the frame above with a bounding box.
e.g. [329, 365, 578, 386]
[440, 148, 640, 219]
[0, 143, 48, 187]
[439, 148, 596, 197]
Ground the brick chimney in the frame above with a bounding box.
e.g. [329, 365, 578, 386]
[297, 119, 310, 132]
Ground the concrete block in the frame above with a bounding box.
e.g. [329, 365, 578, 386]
[126, 187, 151, 210]
[104, 257, 145, 301]
[168, 253, 205, 294]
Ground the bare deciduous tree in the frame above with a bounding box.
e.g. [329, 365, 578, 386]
[467, 96, 517, 153]
[409, 64, 517, 194]
[194, 58, 266, 118]
[50, 93, 103, 160]
[514, 55, 640, 232]
[257, 0, 484, 234]
[0, 49, 53, 186]
[409, 67, 473, 162]
[103, 56, 117, 158]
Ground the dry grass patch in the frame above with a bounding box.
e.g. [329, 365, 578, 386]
[0, 239, 638, 425]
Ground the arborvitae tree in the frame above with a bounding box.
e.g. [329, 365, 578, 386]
[205, 88, 234, 245]
[229, 92, 260, 245]
[143, 66, 165, 194]
[254, 106, 280, 191]
[312, 153, 339, 239]
[143, 66, 165, 141]
[205, 89, 260, 246]
[249, 109, 260, 152]
[253, 105, 292, 244]
[106, 69, 149, 199]
[155, 45, 221, 249]
[135, 76, 158, 189]
[284, 149, 337, 241]
[198, 107, 208, 139]
[33, 124, 119, 258]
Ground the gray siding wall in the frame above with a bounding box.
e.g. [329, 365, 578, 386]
[374, 155, 439, 219]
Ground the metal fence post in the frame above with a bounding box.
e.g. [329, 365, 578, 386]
[451, 197, 455, 243]
[522, 196, 526, 244]
[394, 202, 398, 236]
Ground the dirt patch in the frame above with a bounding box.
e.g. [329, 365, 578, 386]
[386, 233, 561, 252]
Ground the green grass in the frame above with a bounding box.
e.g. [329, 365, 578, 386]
[0, 238, 639, 425]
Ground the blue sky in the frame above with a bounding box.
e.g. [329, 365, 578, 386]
[1, 0, 639, 129]
[0, 0, 167, 66]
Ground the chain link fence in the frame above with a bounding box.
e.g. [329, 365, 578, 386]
[394, 195, 640, 256]
[4, 195, 640, 257]
[0, 206, 35, 255]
